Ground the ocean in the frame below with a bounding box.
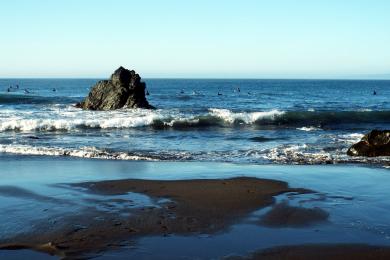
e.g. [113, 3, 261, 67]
[1, 78, 390, 259]
[0, 78, 389, 165]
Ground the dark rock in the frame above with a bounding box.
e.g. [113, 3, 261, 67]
[77, 67, 155, 110]
[347, 130, 390, 157]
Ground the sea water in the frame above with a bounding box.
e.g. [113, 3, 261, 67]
[0, 79, 389, 165]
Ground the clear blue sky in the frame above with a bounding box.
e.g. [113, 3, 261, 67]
[0, 0, 389, 78]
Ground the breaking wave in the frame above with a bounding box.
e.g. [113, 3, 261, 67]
[296, 126, 322, 132]
[0, 108, 284, 132]
[0, 108, 389, 132]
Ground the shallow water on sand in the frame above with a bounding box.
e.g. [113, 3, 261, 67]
[0, 158, 389, 259]
[0, 249, 56, 260]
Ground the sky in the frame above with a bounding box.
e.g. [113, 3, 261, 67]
[0, 0, 389, 78]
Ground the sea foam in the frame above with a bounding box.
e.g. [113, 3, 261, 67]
[1, 106, 388, 132]
[0, 144, 156, 160]
[0, 107, 285, 132]
[209, 108, 284, 124]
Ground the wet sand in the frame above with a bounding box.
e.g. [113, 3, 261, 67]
[1, 161, 390, 260]
[259, 201, 329, 227]
[0, 177, 311, 258]
[74, 176, 312, 229]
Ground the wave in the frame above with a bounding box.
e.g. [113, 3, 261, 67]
[1, 142, 389, 167]
[296, 126, 322, 131]
[262, 143, 390, 165]
[0, 144, 156, 161]
[1, 131, 390, 166]
[0, 142, 341, 164]
[333, 133, 365, 144]
[0, 108, 284, 132]
[209, 108, 284, 124]
[0, 108, 389, 132]
[272, 111, 390, 126]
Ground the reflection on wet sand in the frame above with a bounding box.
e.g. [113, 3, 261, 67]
[0, 177, 312, 259]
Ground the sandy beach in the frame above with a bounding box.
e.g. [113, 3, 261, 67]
[0, 159, 390, 259]
[227, 244, 390, 260]
[0, 177, 311, 258]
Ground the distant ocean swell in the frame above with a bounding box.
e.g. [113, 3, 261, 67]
[1, 108, 390, 132]
[0, 93, 79, 105]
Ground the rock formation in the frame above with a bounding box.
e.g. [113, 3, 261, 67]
[77, 67, 155, 110]
[347, 130, 390, 157]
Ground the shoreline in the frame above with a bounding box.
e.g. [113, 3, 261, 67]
[1, 152, 389, 169]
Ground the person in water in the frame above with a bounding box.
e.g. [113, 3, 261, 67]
[373, 90, 377, 95]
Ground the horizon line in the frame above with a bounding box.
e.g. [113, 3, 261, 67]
[0, 76, 390, 81]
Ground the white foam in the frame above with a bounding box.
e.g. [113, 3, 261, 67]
[0, 107, 286, 132]
[296, 126, 322, 131]
[209, 108, 284, 124]
[0, 108, 167, 132]
[262, 141, 390, 165]
[336, 133, 364, 144]
[263, 144, 334, 164]
[0, 144, 156, 161]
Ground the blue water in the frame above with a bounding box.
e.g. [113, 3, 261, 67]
[0, 79, 389, 164]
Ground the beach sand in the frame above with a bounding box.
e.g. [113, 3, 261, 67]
[0, 177, 313, 258]
[227, 244, 390, 260]
[1, 159, 390, 259]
